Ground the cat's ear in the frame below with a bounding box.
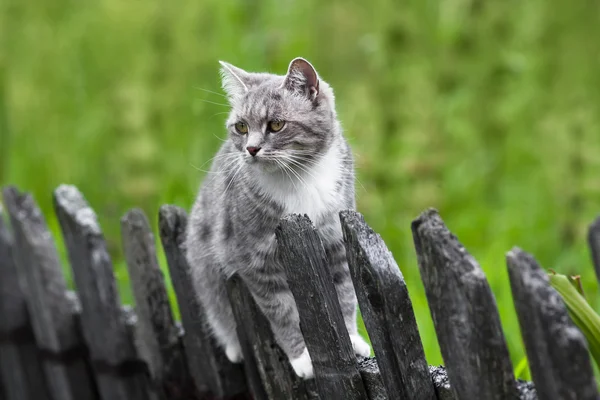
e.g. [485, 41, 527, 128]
[219, 61, 250, 102]
[282, 57, 319, 101]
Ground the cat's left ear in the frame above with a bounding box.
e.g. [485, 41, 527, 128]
[282, 57, 319, 101]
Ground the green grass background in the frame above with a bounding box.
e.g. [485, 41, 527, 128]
[1, 0, 600, 377]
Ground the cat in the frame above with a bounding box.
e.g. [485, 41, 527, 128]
[185, 57, 370, 379]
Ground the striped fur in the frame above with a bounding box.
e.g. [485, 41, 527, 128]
[186, 58, 369, 379]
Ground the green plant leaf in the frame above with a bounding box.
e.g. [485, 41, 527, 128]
[549, 272, 600, 369]
[569, 275, 586, 299]
[514, 355, 531, 381]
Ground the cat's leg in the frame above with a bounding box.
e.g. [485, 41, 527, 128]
[242, 269, 313, 378]
[326, 239, 371, 358]
[192, 259, 243, 363]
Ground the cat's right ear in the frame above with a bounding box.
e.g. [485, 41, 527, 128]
[219, 61, 250, 103]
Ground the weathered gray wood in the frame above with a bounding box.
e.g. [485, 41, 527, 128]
[507, 248, 598, 400]
[228, 276, 266, 400]
[0, 340, 50, 400]
[516, 381, 538, 400]
[340, 210, 435, 400]
[53, 185, 154, 400]
[158, 205, 248, 398]
[588, 216, 600, 285]
[226, 275, 318, 400]
[357, 358, 387, 400]
[0, 208, 50, 400]
[276, 214, 367, 400]
[120, 306, 160, 400]
[0, 209, 28, 340]
[429, 366, 538, 400]
[2, 186, 98, 400]
[121, 208, 196, 400]
[429, 366, 454, 400]
[411, 209, 517, 400]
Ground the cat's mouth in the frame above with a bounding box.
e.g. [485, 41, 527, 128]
[245, 152, 296, 174]
[245, 153, 276, 167]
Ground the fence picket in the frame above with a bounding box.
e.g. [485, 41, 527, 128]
[276, 214, 367, 400]
[2, 187, 98, 400]
[411, 209, 517, 400]
[588, 216, 600, 285]
[53, 185, 154, 400]
[0, 207, 50, 400]
[357, 358, 387, 400]
[507, 248, 599, 400]
[158, 205, 248, 399]
[226, 275, 318, 400]
[0, 184, 595, 400]
[340, 210, 435, 400]
[429, 366, 453, 400]
[121, 209, 196, 400]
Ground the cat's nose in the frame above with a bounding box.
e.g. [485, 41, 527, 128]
[246, 146, 261, 157]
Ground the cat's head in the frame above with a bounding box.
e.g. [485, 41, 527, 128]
[219, 57, 339, 171]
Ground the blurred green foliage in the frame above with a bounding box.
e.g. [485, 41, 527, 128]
[1, 0, 600, 373]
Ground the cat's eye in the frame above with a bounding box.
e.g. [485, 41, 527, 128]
[268, 120, 285, 132]
[234, 122, 248, 134]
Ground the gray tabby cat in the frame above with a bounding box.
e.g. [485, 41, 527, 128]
[186, 57, 370, 379]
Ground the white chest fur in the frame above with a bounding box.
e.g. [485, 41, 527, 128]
[258, 145, 345, 225]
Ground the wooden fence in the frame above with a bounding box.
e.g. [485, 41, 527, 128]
[0, 184, 599, 400]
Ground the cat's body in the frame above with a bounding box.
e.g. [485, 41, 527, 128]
[186, 58, 370, 379]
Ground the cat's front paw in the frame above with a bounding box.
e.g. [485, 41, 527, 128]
[225, 341, 243, 363]
[350, 334, 371, 357]
[290, 348, 314, 379]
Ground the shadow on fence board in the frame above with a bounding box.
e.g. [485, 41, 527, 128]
[1, 184, 598, 400]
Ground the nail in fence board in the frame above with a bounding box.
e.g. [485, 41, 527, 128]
[276, 214, 367, 400]
[588, 216, 600, 285]
[226, 275, 318, 400]
[158, 205, 248, 398]
[340, 211, 435, 400]
[53, 185, 153, 400]
[0, 207, 51, 400]
[121, 209, 198, 399]
[507, 248, 599, 400]
[411, 209, 517, 400]
[2, 187, 98, 400]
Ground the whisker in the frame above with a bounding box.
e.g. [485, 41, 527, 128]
[287, 161, 319, 185]
[198, 99, 231, 107]
[190, 157, 239, 175]
[276, 151, 367, 194]
[275, 159, 299, 192]
[266, 154, 305, 189]
[355, 179, 367, 193]
[191, 152, 239, 174]
[284, 151, 359, 174]
[194, 87, 228, 99]
[213, 133, 228, 143]
[278, 155, 320, 181]
[190, 165, 238, 175]
[277, 156, 311, 190]
[215, 155, 243, 175]
[224, 160, 244, 195]
[210, 111, 231, 119]
[190, 163, 212, 173]
[196, 152, 236, 168]
[280, 154, 321, 168]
